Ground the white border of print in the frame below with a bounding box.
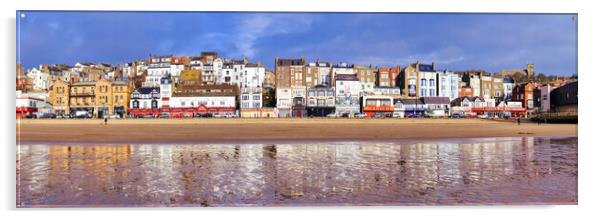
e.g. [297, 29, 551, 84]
[1, 0, 601, 219]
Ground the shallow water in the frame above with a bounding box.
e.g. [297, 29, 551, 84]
[16, 137, 577, 207]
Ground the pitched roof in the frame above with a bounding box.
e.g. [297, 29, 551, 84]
[418, 64, 435, 72]
[421, 96, 450, 104]
[335, 74, 358, 81]
[400, 98, 424, 105]
[134, 87, 160, 95]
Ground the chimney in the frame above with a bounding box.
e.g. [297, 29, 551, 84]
[432, 62, 435, 70]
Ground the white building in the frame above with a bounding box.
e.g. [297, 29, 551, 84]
[419, 69, 438, 97]
[189, 56, 202, 70]
[437, 70, 460, 100]
[160, 75, 173, 107]
[146, 55, 172, 86]
[170, 57, 185, 84]
[169, 95, 236, 110]
[332, 62, 354, 78]
[129, 87, 161, 112]
[335, 74, 361, 116]
[540, 84, 554, 113]
[503, 77, 515, 99]
[470, 74, 481, 98]
[241, 64, 266, 88]
[481, 74, 493, 99]
[28, 67, 49, 91]
[201, 57, 224, 84]
[276, 88, 292, 117]
[317, 62, 332, 86]
[240, 87, 263, 109]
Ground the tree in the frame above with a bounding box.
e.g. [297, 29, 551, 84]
[263, 88, 276, 107]
[512, 72, 527, 83]
[535, 73, 549, 84]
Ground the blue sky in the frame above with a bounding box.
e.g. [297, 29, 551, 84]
[17, 11, 577, 75]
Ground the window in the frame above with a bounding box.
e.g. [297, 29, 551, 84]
[151, 100, 158, 108]
[421, 88, 426, 97]
[421, 79, 426, 87]
[242, 95, 249, 100]
[429, 79, 435, 87]
[253, 95, 260, 100]
[133, 100, 139, 108]
[318, 99, 326, 106]
[253, 102, 261, 108]
[429, 89, 435, 96]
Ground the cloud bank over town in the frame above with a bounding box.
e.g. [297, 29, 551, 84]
[17, 12, 577, 75]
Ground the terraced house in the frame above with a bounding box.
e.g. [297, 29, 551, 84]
[95, 79, 131, 118]
[275, 58, 306, 117]
[48, 79, 70, 116]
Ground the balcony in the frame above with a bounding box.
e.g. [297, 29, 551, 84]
[70, 91, 95, 97]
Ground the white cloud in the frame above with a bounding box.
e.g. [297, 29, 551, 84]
[232, 13, 318, 58]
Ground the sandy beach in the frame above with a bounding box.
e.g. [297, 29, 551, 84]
[15, 118, 578, 143]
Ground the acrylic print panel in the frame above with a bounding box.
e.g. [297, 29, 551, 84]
[15, 11, 578, 207]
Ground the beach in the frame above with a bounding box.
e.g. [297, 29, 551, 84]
[16, 118, 578, 143]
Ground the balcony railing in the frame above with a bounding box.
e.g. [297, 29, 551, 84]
[70, 91, 95, 96]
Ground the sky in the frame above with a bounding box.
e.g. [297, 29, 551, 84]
[16, 11, 577, 75]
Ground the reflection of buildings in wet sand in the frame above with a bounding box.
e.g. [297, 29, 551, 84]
[17, 145, 50, 206]
[133, 144, 184, 204]
[43, 145, 132, 205]
[165, 144, 266, 205]
[261, 144, 278, 201]
[213, 144, 264, 205]
[266, 144, 322, 201]
[352, 144, 402, 202]
[167, 144, 213, 205]
[260, 143, 366, 203]
[397, 143, 442, 194]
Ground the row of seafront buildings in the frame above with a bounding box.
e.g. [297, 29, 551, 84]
[16, 52, 577, 119]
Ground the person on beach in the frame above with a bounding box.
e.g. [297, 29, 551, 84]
[104, 114, 108, 125]
[517, 117, 521, 125]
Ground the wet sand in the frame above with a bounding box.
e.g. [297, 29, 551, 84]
[16, 118, 577, 143]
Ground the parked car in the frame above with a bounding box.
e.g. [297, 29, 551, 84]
[326, 113, 337, 118]
[158, 112, 170, 118]
[477, 114, 489, 119]
[450, 113, 464, 118]
[199, 113, 213, 118]
[392, 112, 404, 118]
[464, 113, 477, 118]
[37, 113, 56, 119]
[24, 113, 37, 119]
[354, 113, 367, 118]
[73, 111, 91, 119]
